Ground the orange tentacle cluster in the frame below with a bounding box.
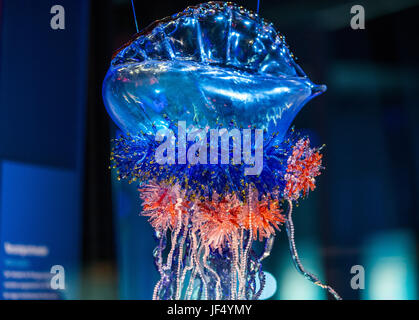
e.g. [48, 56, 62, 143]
[284, 138, 323, 201]
[139, 182, 190, 232]
[239, 195, 285, 242]
[195, 194, 242, 251]
[140, 183, 286, 250]
[139, 138, 323, 250]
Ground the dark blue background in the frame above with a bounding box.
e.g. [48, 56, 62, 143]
[0, 0, 90, 299]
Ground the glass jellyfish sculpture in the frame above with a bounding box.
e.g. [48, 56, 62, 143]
[103, 1, 341, 300]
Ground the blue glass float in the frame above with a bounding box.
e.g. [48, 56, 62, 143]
[103, 1, 325, 142]
[103, 2, 340, 301]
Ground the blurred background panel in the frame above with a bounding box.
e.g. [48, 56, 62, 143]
[0, 0, 418, 300]
[0, 0, 90, 299]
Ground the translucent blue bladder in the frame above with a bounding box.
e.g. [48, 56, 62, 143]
[103, 1, 325, 141]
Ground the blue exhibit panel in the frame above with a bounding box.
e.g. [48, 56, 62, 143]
[0, 0, 90, 169]
[0, 161, 82, 299]
[0, 0, 90, 299]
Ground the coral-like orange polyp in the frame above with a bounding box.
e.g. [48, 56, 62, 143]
[140, 182, 190, 232]
[284, 138, 323, 201]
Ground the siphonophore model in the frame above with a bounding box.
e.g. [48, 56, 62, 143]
[103, 2, 341, 300]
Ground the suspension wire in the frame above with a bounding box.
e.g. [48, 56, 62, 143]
[257, 0, 260, 14]
[131, 0, 139, 33]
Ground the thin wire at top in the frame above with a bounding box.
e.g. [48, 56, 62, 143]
[131, 0, 139, 33]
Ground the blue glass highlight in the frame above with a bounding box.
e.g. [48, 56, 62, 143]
[103, 2, 325, 142]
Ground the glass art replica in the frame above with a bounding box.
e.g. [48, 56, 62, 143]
[103, 1, 341, 300]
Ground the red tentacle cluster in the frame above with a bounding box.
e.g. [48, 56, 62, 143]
[239, 195, 285, 242]
[195, 193, 242, 251]
[139, 184, 286, 250]
[284, 138, 323, 201]
[139, 182, 190, 232]
[139, 138, 323, 250]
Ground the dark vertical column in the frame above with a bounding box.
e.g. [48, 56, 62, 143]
[81, 0, 117, 299]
